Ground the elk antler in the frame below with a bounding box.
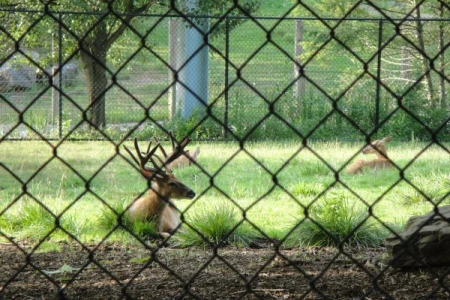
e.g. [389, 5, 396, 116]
[123, 138, 166, 178]
[154, 131, 191, 168]
[124, 134, 191, 178]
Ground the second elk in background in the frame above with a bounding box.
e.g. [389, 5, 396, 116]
[347, 136, 394, 174]
[156, 131, 200, 169]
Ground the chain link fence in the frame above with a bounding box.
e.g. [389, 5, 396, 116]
[1, 6, 448, 142]
[1, 1, 450, 299]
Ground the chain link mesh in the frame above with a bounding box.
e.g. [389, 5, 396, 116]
[1, 1, 450, 299]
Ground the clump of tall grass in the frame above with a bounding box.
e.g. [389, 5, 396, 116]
[0, 199, 91, 241]
[173, 203, 258, 247]
[284, 193, 387, 248]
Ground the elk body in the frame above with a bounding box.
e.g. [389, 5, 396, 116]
[124, 136, 196, 238]
[346, 137, 393, 174]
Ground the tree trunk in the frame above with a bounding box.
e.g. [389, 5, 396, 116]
[168, 18, 178, 120]
[80, 22, 109, 129]
[415, 5, 436, 106]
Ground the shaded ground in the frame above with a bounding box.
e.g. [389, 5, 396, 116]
[1, 242, 450, 299]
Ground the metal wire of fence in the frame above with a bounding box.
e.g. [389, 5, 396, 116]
[1, 1, 450, 299]
[1, 5, 449, 142]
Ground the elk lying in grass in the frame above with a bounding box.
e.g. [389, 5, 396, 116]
[124, 136, 196, 238]
[346, 136, 393, 174]
[155, 131, 200, 169]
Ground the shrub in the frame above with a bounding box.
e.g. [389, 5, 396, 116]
[167, 109, 223, 140]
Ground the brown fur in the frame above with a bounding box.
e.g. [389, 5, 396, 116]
[346, 136, 393, 174]
[128, 173, 195, 238]
[167, 147, 200, 169]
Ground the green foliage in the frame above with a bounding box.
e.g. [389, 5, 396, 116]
[295, 0, 370, 17]
[285, 194, 387, 248]
[0, 0, 261, 128]
[173, 204, 258, 247]
[1, 0, 260, 63]
[195, 0, 261, 38]
[2, 0, 449, 141]
[167, 109, 224, 140]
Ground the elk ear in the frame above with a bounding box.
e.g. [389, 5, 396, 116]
[141, 169, 165, 180]
[382, 136, 391, 143]
[141, 169, 151, 178]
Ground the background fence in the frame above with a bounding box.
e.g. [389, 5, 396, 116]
[1, 7, 449, 142]
[1, 1, 450, 299]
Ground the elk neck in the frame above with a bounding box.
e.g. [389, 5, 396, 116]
[373, 147, 389, 160]
[147, 184, 172, 206]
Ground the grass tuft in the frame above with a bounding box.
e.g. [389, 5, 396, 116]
[285, 193, 387, 248]
[174, 204, 258, 247]
[0, 200, 56, 240]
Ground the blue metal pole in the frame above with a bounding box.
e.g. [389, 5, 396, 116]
[180, 0, 209, 119]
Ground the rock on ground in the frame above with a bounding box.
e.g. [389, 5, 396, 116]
[385, 205, 450, 268]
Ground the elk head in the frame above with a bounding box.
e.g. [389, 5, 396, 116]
[123, 136, 196, 200]
[362, 136, 391, 156]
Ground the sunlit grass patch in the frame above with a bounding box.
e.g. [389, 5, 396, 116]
[35, 241, 64, 253]
[290, 181, 325, 197]
[0, 199, 57, 240]
[0, 198, 93, 242]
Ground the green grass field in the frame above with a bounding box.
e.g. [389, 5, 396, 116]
[0, 140, 448, 249]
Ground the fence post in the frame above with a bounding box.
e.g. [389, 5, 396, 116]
[58, 12, 63, 139]
[293, 19, 305, 118]
[168, 18, 178, 121]
[223, 17, 230, 140]
[375, 19, 383, 132]
[52, 65, 60, 127]
[178, 0, 209, 119]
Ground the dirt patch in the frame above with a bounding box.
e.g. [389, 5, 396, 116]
[1, 242, 449, 299]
